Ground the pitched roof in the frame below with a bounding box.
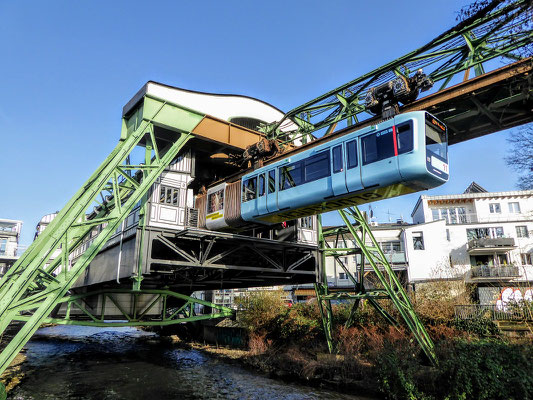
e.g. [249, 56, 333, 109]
[463, 181, 488, 194]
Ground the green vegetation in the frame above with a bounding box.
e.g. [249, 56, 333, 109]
[235, 290, 533, 400]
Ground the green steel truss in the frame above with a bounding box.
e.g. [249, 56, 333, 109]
[12, 288, 233, 327]
[315, 207, 436, 364]
[0, 102, 206, 377]
[265, 0, 532, 142]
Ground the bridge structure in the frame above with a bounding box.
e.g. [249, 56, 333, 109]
[0, 0, 531, 388]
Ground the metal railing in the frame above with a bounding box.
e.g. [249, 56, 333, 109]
[455, 304, 533, 321]
[435, 213, 532, 225]
[468, 237, 515, 249]
[470, 265, 521, 278]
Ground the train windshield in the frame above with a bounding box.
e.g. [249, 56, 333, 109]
[425, 114, 447, 160]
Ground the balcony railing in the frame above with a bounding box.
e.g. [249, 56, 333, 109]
[434, 212, 531, 225]
[468, 237, 515, 250]
[455, 304, 532, 321]
[470, 265, 521, 278]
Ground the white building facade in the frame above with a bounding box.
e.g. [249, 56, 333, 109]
[0, 219, 23, 276]
[316, 184, 533, 306]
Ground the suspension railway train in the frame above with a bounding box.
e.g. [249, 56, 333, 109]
[196, 111, 448, 230]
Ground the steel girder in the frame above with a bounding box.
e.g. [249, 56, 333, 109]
[265, 0, 532, 142]
[315, 207, 436, 365]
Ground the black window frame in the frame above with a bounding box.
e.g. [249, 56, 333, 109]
[268, 169, 276, 194]
[258, 174, 266, 197]
[396, 121, 414, 155]
[332, 145, 343, 173]
[346, 140, 358, 169]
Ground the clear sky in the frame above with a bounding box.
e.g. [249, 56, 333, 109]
[0, 0, 523, 246]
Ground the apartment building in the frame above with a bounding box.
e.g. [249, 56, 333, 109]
[298, 183, 533, 306]
[0, 219, 23, 276]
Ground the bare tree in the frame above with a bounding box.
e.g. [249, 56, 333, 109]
[505, 125, 533, 190]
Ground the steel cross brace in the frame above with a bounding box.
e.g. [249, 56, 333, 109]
[314, 207, 437, 365]
[11, 288, 233, 327]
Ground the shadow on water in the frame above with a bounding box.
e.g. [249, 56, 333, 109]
[9, 326, 375, 400]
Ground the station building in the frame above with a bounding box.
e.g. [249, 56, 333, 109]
[0, 219, 23, 276]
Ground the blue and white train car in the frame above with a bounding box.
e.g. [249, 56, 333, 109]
[240, 111, 448, 224]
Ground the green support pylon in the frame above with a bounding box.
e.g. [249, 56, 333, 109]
[0, 102, 202, 376]
[315, 206, 436, 365]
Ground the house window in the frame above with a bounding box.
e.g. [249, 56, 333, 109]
[509, 202, 521, 213]
[159, 186, 179, 206]
[339, 272, 347, 280]
[412, 232, 424, 250]
[0, 238, 6, 255]
[381, 241, 401, 253]
[521, 253, 533, 265]
[446, 229, 450, 241]
[516, 226, 529, 238]
[337, 256, 348, 265]
[489, 203, 501, 213]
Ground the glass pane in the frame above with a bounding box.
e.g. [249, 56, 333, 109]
[432, 209, 439, 221]
[268, 170, 276, 193]
[242, 178, 257, 202]
[160, 187, 166, 203]
[346, 140, 357, 169]
[280, 161, 303, 190]
[258, 174, 265, 197]
[448, 208, 457, 224]
[332, 145, 343, 173]
[362, 128, 394, 165]
[304, 152, 330, 182]
[172, 189, 179, 205]
[166, 188, 172, 204]
[397, 122, 413, 154]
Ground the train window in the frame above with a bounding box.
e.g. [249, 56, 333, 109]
[242, 177, 257, 202]
[268, 170, 276, 193]
[304, 152, 330, 183]
[258, 174, 266, 197]
[207, 189, 224, 213]
[396, 122, 413, 155]
[280, 161, 303, 190]
[346, 140, 357, 169]
[362, 128, 395, 165]
[332, 145, 343, 173]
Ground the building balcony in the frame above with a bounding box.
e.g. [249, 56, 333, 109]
[467, 238, 516, 254]
[470, 265, 521, 279]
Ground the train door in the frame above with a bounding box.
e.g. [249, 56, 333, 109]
[360, 127, 402, 188]
[344, 139, 363, 192]
[265, 168, 278, 213]
[331, 144, 348, 196]
[256, 173, 268, 216]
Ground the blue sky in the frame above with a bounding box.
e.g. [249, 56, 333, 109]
[0, 0, 521, 246]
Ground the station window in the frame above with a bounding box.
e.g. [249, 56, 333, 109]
[280, 161, 303, 190]
[207, 189, 224, 213]
[412, 232, 424, 250]
[346, 140, 357, 169]
[332, 145, 343, 173]
[300, 216, 314, 229]
[396, 122, 413, 154]
[304, 152, 330, 183]
[159, 186, 179, 206]
[268, 170, 276, 194]
[362, 128, 395, 165]
[242, 177, 257, 202]
[516, 226, 529, 238]
[258, 174, 266, 197]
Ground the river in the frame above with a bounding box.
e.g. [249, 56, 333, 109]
[8, 325, 376, 400]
